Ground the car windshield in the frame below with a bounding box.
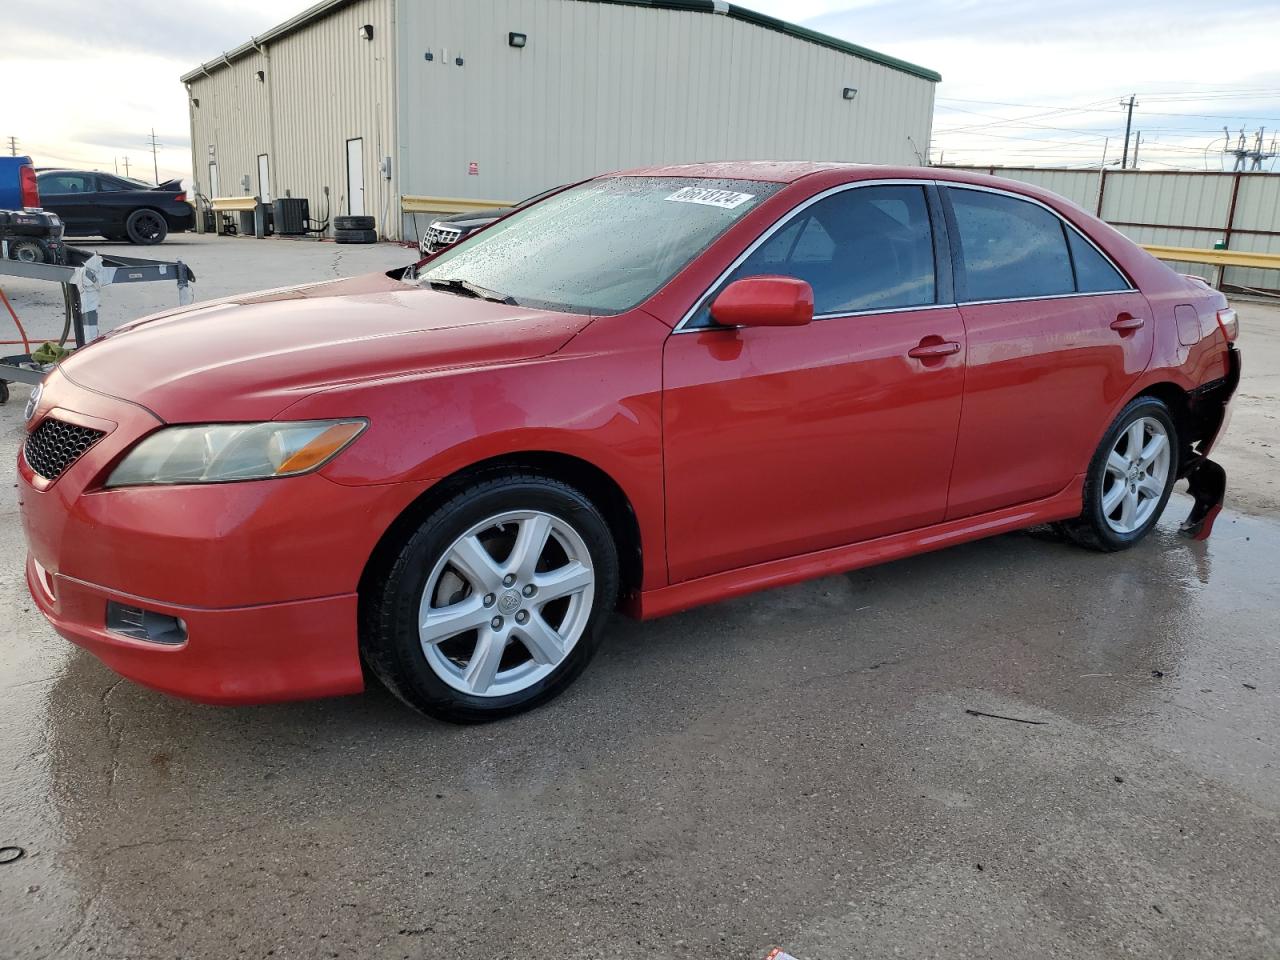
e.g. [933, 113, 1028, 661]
[417, 176, 781, 314]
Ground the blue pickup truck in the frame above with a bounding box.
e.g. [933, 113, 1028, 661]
[1, 155, 67, 263]
[0, 155, 40, 210]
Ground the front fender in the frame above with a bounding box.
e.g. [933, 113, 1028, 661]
[286, 311, 671, 588]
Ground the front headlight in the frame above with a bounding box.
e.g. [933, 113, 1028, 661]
[105, 419, 367, 488]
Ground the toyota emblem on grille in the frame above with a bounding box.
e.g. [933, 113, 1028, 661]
[23, 383, 43, 423]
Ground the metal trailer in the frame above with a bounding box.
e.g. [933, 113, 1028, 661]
[0, 246, 194, 403]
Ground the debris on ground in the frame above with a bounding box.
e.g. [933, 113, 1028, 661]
[964, 709, 1048, 726]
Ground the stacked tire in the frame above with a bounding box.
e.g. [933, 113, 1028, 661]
[335, 215, 377, 244]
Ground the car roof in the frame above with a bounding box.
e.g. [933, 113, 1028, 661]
[608, 161, 873, 182]
[601, 161, 1097, 216]
[603, 161, 1066, 195]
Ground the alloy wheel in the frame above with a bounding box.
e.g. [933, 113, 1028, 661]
[418, 510, 595, 697]
[133, 212, 164, 242]
[1102, 416, 1171, 534]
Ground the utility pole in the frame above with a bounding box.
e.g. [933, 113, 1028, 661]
[6, 136, 17, 157]
[146, 128, 162, 184]
[121, 156, 132, 178]
[1096, 137, 1109, 216]
[1120, 95, 1137, 169]
[1132, 131, 1142, 169]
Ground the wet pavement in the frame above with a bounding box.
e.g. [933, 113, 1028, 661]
[1, 244, 1277, 959]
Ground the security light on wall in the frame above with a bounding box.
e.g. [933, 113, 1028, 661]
[843, 87, 858, 100]
[509, 32, 527, 48]
[191, 98, 200, 108]
[255, 70, 265, 82]
[358, 24, 374, 40]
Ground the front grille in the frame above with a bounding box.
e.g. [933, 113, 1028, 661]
[425, 224, 463, 251]
[24, 417, 105, 481]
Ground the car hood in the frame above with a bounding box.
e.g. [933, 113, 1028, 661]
[58, 272, 593, 422]
[438, 208, 512, 227]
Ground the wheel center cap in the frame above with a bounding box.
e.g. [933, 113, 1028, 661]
[498, 590, 522, 614]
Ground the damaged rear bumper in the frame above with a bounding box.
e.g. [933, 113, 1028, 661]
[1178, 344, 1240, 540]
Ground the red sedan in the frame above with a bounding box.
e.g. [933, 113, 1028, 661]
[17, 163, 1239, 721]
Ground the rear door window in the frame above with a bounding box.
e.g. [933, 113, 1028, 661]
[697, 184, 937, 323]
[947, 188, 1075, 301]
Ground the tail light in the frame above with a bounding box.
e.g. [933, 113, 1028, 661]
[173, 192, 187, 203]
[1216, 308, 1238, 342]
[19, 165, 40, 208]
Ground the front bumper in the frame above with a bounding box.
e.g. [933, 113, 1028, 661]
[18, 370, 433, 704]
[27, 557, 363, 703]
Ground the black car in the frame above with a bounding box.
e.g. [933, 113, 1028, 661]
[419, 185, 562, 256]
[36, 170, 194, 245]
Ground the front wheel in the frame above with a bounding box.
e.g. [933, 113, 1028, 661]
[361, 474, 619, 722]
[1059, 396, 1179, 551]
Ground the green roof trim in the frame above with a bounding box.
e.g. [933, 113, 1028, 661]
[182, 0, 940, 85]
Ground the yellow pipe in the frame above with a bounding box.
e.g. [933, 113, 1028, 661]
[401, 195, 514, 214]
[1142, 244, 1280, 270]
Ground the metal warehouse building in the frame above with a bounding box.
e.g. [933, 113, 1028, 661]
[182, 0, 940, 241]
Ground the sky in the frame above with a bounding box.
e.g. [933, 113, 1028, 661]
[2, 0, 1278, 181]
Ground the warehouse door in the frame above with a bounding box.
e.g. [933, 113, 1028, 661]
[257, 154, 271, 204]
[208, 161, 219, 198]
[346, 138, 365, 216]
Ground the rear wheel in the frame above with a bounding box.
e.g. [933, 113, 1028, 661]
[361, 475, 619, 722]
[125, 209, 168, 245]
[1058, 396, 1178, 551]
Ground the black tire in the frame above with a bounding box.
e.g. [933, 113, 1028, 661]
[1057, 396, 1179, 552]
[0, 381, 8, 405]
[6, 238, 47, 263]
[360, 474, 620, 722]
[125, 209, 168, 245]
[334, 228, 378, 244]
[334, 214, 375, 231]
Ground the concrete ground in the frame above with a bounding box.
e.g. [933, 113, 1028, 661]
[1, 235, 1277, 960]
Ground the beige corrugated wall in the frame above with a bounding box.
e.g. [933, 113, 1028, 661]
[186, 50, 273, 202]
[186, 0, 397, 237]
[186, 0, 937, 242]
[394, 0, 936, 224]
[946, 166, 1280, 290]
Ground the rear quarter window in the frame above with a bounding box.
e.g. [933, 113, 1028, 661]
[1067, 228, 1130, 292]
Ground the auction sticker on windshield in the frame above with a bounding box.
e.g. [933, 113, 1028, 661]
[665, 186, 756, 209]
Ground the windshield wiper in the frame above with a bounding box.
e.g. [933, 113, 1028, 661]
[427, 277, 518, 305]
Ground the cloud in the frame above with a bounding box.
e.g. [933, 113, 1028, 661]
[7, 0, 302, 60]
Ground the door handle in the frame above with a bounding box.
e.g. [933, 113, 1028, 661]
[1110, 313, 1145, 333]
[908, 339, 961, 360]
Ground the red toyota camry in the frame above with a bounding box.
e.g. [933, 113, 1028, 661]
[18, 163, 1239, 721]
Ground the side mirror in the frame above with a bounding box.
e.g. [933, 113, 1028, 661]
[710, 276, 814, 328]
